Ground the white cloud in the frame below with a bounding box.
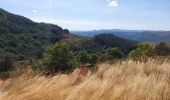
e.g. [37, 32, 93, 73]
[32, 10, 37, 13]
[107, 0, 118, 8]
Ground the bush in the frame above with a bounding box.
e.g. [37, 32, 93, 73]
[0, 71, 11, 80]
[106, 47, 123, 58]
[138, 42, 155, 57]
[0, 53, 15, 72]
[128, 49, 142, 60]
[89, 53, 99, 66]
[128, 42, 155, 60]
[76, 51, 89, 65]
[155, 42, 170, 56]
[33, 42, 75, 74]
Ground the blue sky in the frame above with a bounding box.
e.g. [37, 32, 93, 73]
[0, 0, 170, 30]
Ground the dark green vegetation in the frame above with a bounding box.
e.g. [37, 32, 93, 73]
[0, 51, 16, 79]
[0, 8, 69, 60]
[33, 42, 75, 74]
[34, 41, 170, 74]
[83, 34, 137, 54]
[63, 34, 137, 54]
[72, 29, 170, 44]
[0, 8, 170, 76]
[33, 42, 126, 74]
[129, 42, 170, 60]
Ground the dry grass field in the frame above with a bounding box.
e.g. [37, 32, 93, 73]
[0, 60, 170, 100]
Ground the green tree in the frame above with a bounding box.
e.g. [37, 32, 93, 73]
[34, 42, 75, 74]
[128, 49, 142, 60]
[155, 42, 170, 56]
[138, 42, 155, 57]
[129, 42, 156, 60]
[106, 47, 123, 58]
[76, 51, 89, 64]
[89, 53, 99, 66]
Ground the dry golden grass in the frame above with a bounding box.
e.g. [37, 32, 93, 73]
[0, 60, 170, 100]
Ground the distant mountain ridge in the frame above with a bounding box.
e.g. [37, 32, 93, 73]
[71, 29, 170, 43]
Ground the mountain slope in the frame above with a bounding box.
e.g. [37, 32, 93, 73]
[0, 8, 69, 59]
[63, 33, 137, 54]
[72, 29, 170, 44]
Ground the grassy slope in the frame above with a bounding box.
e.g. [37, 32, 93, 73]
[0, 60, 170, 100]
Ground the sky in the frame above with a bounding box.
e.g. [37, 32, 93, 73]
[0, 0, 170, 30]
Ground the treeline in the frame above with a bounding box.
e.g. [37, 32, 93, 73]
[32, 42, 124, 74]
[129, 42, 170, 60]
[80, 34, 137, 54]
[0, 41, 170, 76]
[32, 41, 170, 74]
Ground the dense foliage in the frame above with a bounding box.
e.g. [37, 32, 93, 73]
[0, 56, 14, 72]
[33, 42, 75, 74]
[129, 42, 170, 60]
[81, 34, 137, 54]
[33, 41, 126, 74]
[0, 8, 69, 59]
[106, 48, 123, 58]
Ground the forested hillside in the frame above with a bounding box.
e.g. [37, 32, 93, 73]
[0, 8, 69, 59]
[82, 34, 137, 54]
